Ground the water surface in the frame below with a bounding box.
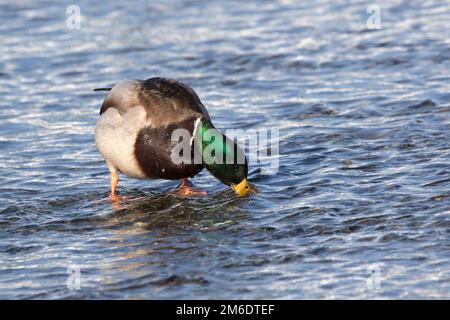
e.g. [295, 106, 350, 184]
[0, 0, 450, 299]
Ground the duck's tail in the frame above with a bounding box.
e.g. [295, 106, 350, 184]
[93, 87, 112, 92]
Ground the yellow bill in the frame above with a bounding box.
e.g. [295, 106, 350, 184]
[231, 178, 253, 197]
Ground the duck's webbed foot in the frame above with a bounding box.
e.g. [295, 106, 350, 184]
[172, 179, 207, 196]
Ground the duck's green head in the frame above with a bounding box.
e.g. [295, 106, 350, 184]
[195, 120, 253, 197]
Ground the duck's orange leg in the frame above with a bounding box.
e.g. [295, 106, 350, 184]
[110, 171, 119, 199]
[109, 172, 123, 209]
[173, 179, 207, 196]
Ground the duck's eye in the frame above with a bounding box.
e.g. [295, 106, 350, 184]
[245, 186, 250, 189]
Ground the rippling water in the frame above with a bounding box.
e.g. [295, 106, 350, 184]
[1, 0, 450, 299]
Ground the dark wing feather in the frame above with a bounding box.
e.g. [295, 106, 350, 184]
[138, 77, 211, 126]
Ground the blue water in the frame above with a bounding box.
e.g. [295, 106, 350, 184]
[0, 0, 450, 299]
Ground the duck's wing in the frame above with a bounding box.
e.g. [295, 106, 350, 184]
[99, 77, 211, 127]
[138, 77, 211, 126]
[99, 80, 142, 115]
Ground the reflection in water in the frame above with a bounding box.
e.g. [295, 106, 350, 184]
[95, 191, 249, 297]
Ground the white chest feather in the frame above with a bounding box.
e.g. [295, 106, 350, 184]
[95, 106, 148, 178]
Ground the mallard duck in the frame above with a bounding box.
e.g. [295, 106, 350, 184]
[94, 77, 253, 198]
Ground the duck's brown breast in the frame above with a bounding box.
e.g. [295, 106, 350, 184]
[134, 117, 204, 180]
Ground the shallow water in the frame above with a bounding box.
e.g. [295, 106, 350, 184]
[1, 0, 450, 299]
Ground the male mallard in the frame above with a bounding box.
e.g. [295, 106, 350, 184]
[94, 77, 252, 198]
